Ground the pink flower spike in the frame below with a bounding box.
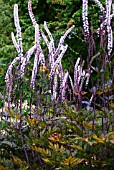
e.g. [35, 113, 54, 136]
[93, 0, 105, 12]
[14, 4, 23, 58]
[28, 0, 37, 27]
[60, 71, 69, 101]
[50, 45, 68, 77]
[82, 0, 90, 40]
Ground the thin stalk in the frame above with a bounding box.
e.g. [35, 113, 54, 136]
[92, 93, 96, 133]
[29, 88, 33, 118]
[87, 145, 92, 170]
[18, 78, 30, 167]
[113, 150, 114, 170]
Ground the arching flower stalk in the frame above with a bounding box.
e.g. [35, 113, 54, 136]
[44, 21, 55, 54]
[5, 57, 21, 88]
[51, 25, 75, 61]
[28, 0, 37, 27]
[30, 24, 45, 88]
[28, 0, 45, 88]
[5, 57, 21, 108]
[20, 44, 37, 77]
[28, 0, 45, 66]
[30, 24, 40, 88]
[92, 0, 105, 33]
[13, 4, 23, 59]
[11, 32, 20, 56]
[93, 0, 105, 12]
[82, 0, 90, 40]
[5, 4, 23, 106]
[43, 21, 55, 69]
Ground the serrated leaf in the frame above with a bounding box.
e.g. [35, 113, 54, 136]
[83, 122, 92, 130]
[61, 156, 85, 165]
[26, 116, 39, 124]
[93, 134, 105, 144]
[42, 158, 51, 163]
[31, 146, 48, 156]
[4, 105, 15, 117]
[54, 143, 59, 150]
[60, 145, 65, 153]
[48, 133, 61, 142]
[70, 145, 85, 152]
[49, 142, 54, 149]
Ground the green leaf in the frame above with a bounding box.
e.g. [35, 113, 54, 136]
[70, 145, 85, 152]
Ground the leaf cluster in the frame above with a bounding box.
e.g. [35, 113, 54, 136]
[0, 100, 114, 169]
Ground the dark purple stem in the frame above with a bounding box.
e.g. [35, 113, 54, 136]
[19, 79, 30, 167]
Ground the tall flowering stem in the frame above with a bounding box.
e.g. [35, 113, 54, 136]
[96, 0, 113, 56]
[28, 0, 37, 27]
[106, 0, 113, 56]
[28, 0, 45, 67]
[14, 4, 23, 59]
[5, 57, 21, 108]
[5, 4, 24, 107]
[42, 22, 55, 69]
[82, 0, 90, 40]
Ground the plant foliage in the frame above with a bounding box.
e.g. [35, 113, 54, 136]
[0, 0, 114, 169]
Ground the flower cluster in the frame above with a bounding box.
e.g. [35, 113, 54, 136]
[95, 0, 113, 56]
[5, 4, 24, 87]
[5, 1, 76, 103]
[69, 58, 90, 101]
[83, 0, 113, 56]
[5, 4, 24, 106]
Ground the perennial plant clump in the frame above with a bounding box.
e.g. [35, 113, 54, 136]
[0, 0, 114, 169]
